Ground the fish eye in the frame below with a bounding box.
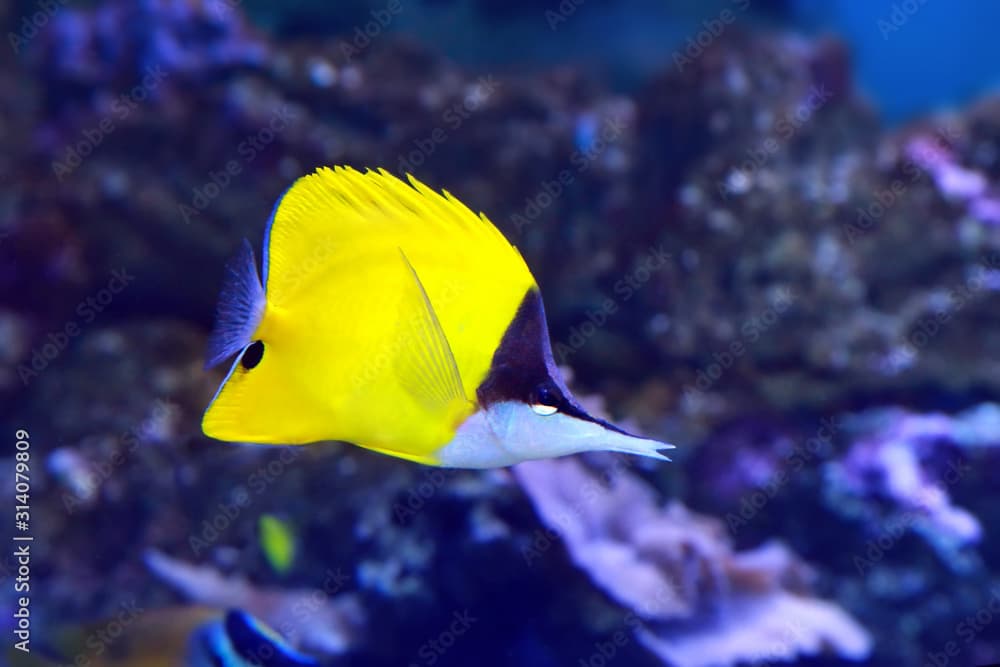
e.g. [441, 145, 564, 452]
[530, 385, 559, 415]
[241, 341, 264, 370]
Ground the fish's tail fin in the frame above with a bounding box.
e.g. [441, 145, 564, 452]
[206, 239, 266, 369]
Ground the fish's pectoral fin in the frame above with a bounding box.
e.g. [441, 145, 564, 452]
[393, 249, 469, 418]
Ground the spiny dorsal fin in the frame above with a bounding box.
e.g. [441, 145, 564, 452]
[261, 166, 533, 309]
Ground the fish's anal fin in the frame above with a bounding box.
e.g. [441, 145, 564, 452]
[394, 249, 469, 418]
[205, 239, 266, 369]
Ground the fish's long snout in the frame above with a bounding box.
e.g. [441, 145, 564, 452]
[585, 426, 675, 462]
[561, 402, 675, 461]
[498, 401, 675, 463]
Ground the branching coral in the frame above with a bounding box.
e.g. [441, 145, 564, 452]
[824, 403, 999, 571]
[514, 457, 871, 667]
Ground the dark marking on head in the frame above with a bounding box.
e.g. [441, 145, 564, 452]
[241, 341, 264, 370]
[476, 289, 635, 436]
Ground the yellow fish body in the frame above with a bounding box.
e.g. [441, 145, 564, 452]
[203, 167, 671, 467]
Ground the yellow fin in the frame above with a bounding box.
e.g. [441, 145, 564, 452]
[260, 167, 529, 310]
[394, 249, 467, 414]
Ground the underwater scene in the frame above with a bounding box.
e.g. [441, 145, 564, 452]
[3, 0, 1000, 665]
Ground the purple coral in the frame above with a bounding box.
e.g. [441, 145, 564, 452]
[905, 133, 1000, 225]
[824, 404, 998, 568]
[514, 457, 871, 667]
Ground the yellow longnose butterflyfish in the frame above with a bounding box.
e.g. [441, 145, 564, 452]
[202, 166, 673, 468]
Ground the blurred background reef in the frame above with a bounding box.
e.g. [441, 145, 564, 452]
[2, 1, 1000, 666]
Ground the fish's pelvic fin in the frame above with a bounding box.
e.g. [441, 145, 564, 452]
[206, 239, 266, 369]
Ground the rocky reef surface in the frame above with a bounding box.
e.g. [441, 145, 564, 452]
[2, 2, 1000, 666]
